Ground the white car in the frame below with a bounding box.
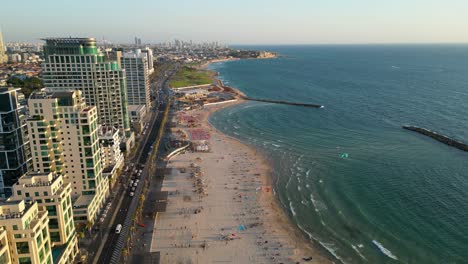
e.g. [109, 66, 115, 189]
[130, 192, 135, 197]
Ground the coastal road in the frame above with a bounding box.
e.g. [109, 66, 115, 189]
[96, 99, 167, 264]
[94, 66, 175, 264]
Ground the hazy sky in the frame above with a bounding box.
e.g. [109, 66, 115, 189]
[1, 0, 468, 44]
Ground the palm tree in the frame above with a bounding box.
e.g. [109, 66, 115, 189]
[85, 221, 93, 237]
[122, 248, 129, 263]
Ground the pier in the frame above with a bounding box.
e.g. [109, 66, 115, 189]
[241, 96, 323, 108]
[402, 125, 468, 152]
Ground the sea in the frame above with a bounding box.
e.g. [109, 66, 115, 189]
[208, 45, 468, 264]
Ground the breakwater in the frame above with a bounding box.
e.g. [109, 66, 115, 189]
[241, 96, 323, 108]
[402, 125, 468, 152]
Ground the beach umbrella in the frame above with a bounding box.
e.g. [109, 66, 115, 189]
[238, 225, 246, 231]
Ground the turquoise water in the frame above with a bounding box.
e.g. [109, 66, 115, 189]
[208, 45, 468, 263]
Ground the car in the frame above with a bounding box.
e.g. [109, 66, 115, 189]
[129, 192, 135, 197]
[133, 183, 138, 187]
[115, 224, 122, 234]
[131, 187, 136, 192]
[135, 179, 139, 183]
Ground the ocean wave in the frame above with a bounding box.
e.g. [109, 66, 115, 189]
[310, 193, 328, 212]
[296, 223, 347, 264]
[318, 241, 347, 264]
[305, 169, 311, 178]
[372, 240, 398, 260]
[233, 125, 240, 129]
[289, 201, 297, 216]
[351, 244, 368, 260]
[272, 143, 281, 148]
[285, 174, 293, 189]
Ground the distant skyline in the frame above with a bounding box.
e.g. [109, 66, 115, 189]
[1, 0, 468, 45]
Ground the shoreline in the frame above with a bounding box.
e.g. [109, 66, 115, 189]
[206, 102, 334, 263]
[203, 58, 335, 262]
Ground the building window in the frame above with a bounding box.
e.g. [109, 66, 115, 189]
[16, 242, 30, 254]
[19, 257, 32, 264]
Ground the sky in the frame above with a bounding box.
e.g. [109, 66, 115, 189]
[1, 0, 468, 44]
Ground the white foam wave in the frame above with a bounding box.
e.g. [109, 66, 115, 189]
[305, 169, 311, 178]
[372, 240, 398, 260]
[351, 244, 368, 260]
[272, 143, 281, 148]
[318, 242, 348, 264]
[295, 223, 347, 264]
[289, 201, 297, 216]
[310, 193, 328, 212]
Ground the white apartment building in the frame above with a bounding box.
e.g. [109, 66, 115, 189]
[27, 90, 108, 224]
[121, 49, 151, 109]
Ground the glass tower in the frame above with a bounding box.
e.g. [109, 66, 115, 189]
[0, 88, 31, 197]
[41, 38, 130, 135]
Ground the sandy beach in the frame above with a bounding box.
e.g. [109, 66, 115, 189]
[149, 99, 332, 263]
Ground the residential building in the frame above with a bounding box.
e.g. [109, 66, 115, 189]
[128, 105, 146, 135]
[140, 47, 154, 73]
[98, 126, 124, 189]
[41, 38, 131, 135]
[27, 90, 108, 224]
[0, 31, 7, 64]
[0, 200, 52, 264]
[11, 172, 79, 263]
[121, 49, 151, 109]
[0, 228, 11, 264]
[0, 88, 31, 197]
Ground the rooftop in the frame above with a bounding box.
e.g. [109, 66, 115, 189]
[74, 194, 95, 208]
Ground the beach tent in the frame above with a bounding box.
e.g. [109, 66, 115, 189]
[238, 225, 246, 231]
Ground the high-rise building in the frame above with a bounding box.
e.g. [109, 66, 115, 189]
[0, 31, 7, 64]
[0, 88, 31, 197]
[41, 38, 130, 135]
[27, 90, 109, 224]
[11, 172, 79, 263]
[140, 47, 154, 73]
[121, 49, 151, 109]
[0, 200, 52, 264]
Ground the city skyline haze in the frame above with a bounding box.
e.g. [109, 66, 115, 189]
[1, 0, 468, 44]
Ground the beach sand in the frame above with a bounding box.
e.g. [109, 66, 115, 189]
[150, 100, 332, 263]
